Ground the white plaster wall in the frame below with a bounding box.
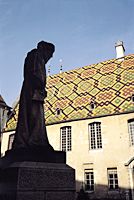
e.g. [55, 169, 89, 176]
[1, 131, 15, 156]
[1, 112, 134, 199]
[47, 113, 134, 198]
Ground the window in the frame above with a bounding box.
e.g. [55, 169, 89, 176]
[56, 108, 61, 116]
[128, 119, 134, 145]
[84, 169, 94, 191]
[107, 168, 118, 190]
[89, 122, 102, 149]
[8, 134, 15, 150]
[131, 94, 134, 103]
[90, 101, 96, 110]
[61, 126, 72, 151]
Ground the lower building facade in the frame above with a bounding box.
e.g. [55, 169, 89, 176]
[2, 112, 134, 200]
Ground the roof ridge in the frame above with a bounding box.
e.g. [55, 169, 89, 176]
[47, 53, 134, 79]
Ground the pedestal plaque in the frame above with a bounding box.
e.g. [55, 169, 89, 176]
[0, 162, 75, 200]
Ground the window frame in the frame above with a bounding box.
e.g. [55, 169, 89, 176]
[88, 122, 102, 150]
[128, 119, 134, 146]
[60, 126, 72, 152]
[84, 169, 95, 192]
[107, 168, 119, 190]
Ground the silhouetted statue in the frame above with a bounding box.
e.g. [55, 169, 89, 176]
[12, 41, 55, 150]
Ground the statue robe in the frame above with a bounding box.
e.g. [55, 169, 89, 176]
[12, 48, 50, 149]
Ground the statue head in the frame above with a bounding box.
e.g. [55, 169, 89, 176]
[37, 41, 55, 63]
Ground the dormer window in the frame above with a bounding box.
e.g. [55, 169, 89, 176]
[56, 108, 61, 115]
[90, 101, 96, 110]
[131, 94, 134, 103]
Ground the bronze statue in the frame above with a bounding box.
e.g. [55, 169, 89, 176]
[12, 41, 55, 150]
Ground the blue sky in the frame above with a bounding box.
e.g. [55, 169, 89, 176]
[0, 0, 134, 106]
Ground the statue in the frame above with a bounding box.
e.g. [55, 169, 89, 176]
[0, 43, 75, 200]
[12, 41, 55, 150]
[0, 40, 65, 164]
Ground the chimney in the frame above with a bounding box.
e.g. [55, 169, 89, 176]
[115, 41, 125, 60]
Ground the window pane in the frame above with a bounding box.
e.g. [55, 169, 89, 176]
[115, 184, 119, 189]
[114, 174, 118, 178]
[109, 174, 113, 178]
[115, 180, 118, 184]
[91, 185, 94, 190]
[109, 185, 114, 189]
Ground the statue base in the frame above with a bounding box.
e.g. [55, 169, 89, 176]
[0, 146, 66, 168]
[0, 161, 75, 200]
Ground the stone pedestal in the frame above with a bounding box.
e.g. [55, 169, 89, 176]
[0, 162, 75, 200]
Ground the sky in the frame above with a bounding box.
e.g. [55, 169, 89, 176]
[0, 0, 134, 107]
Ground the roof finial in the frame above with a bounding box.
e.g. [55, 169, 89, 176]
[59, 59, 63, 73]
[48, 65, 51, 76]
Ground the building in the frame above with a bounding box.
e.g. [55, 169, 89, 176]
[1, 42, 134, 200]
[0, 95, 11, 156]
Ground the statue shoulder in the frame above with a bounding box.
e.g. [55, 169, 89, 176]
[27, 48, 37, 57]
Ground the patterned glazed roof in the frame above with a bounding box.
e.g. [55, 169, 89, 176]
[6, 54, 134, 131]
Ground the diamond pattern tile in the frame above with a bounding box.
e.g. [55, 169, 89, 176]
[5, 54, 134, 130]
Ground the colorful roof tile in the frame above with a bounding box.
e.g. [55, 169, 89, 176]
[6, 54, 134, 131]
